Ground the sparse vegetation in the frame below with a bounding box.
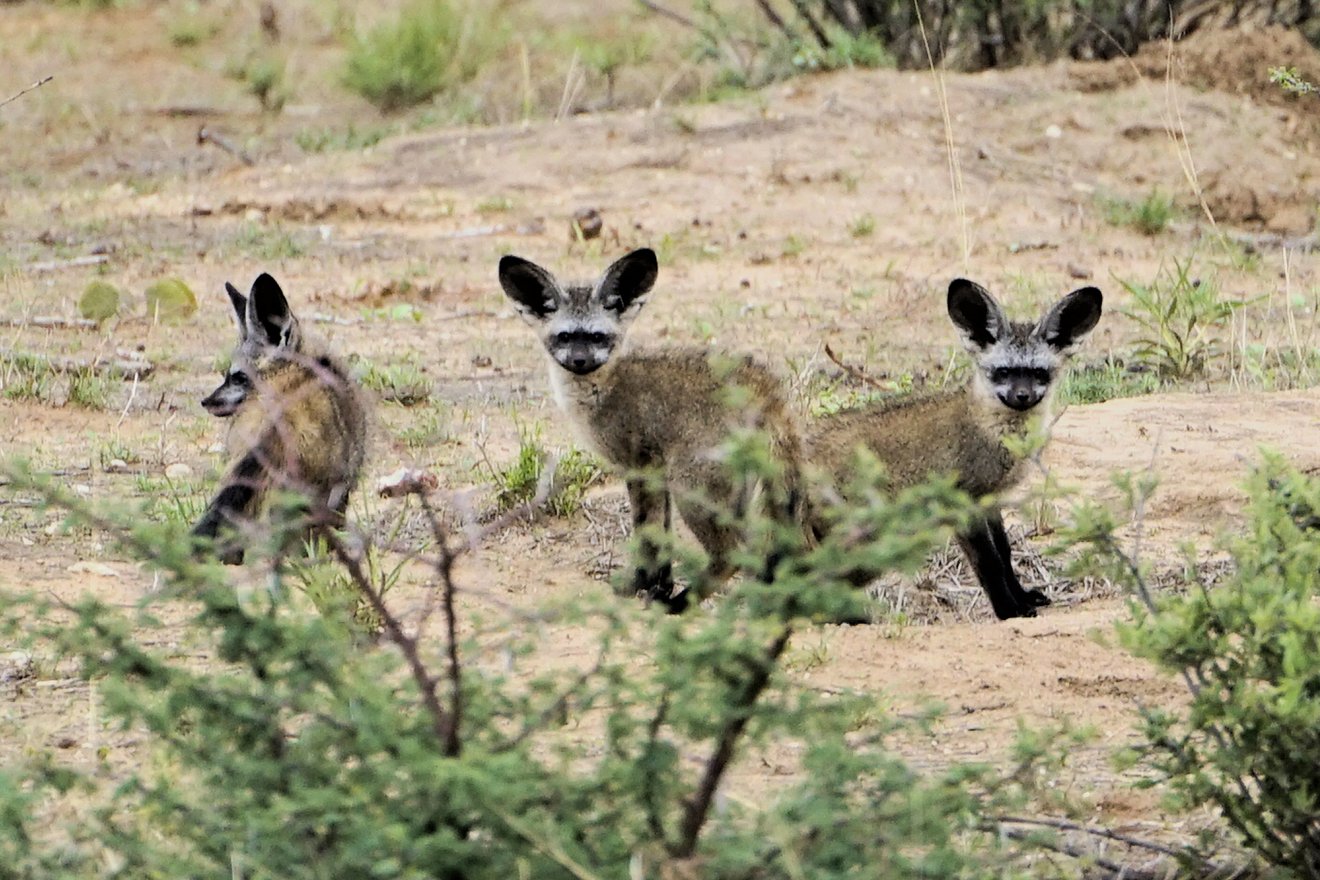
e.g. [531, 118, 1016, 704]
[1060, 360, 1159, 405]
[396, 401, 452, 449]
[227, 50, 289, 113]
[487, 430, 603, 517]
[358, 358, 433, 406]
[1102, 189, 1177, 236]
[232, 223, 304, 261]
[343, 0, 503, 113]
[67, 369, 111, 409]
[1121, 259, 1238, 381]
[294, 123, 391, 154]
[850, 212, 876, 238]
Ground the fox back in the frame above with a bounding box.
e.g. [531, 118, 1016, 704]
[192, 274, 368, 564]
[499, 249, 804, 609]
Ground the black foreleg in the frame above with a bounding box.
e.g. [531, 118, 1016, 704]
[956, 510, 1034, 620]
[986, 509, 1050, 608]
[626, 473, 678, 611]
[191, 453, 264, 565]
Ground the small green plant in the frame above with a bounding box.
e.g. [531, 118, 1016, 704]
[294, 123, 391, 154]
[343, 0, 502, 113]
[1102, 188, 1176, 235]
[475, 195, 513, 214]
[67, 370, 111, 409]
[135, 474, 209, 526]
[168, 11, 220, 47]
[782, 233, 807, 257]
[227, 50, 288, 113]
[0, 353, 54, 402]
[358, 359, 432, 406]
[1059, 360, 1159, 405]
[397, 402, 452, 449]
[1120, 259, 1238, 381]
[487, 431, 602, 517]
[849, 212, 876, 238]
[232, 223, 304, 261]
[1270, 65, 1317, 96]
[97, 439, 140, 469]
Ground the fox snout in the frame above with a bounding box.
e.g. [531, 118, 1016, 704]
[997, 378, 1044, 411]
[556, 345, 606, 375]
[201, 383, 245, 417]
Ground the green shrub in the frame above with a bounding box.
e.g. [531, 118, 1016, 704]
[0, 449, 1086, 880]
[1120, 259, 1238, 381]
[344, 0, 502, 113]
[489, 431, 602, 517]
[1066, 456, 1320, 876]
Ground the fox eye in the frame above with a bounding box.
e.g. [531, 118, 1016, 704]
[990, 368, 1010, 383]
[229, 371, 251, 388]
[1031, 368, 1051, 383]
[586, 332, 609, 345]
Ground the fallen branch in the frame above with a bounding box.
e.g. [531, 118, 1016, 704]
[0, 316, 100, 330]
[25, 255, 109, 273]
[197, 125, 255, 166]
[0, 75, 52, 112]
[0, 349, 153, 379]
[823, 343, 899, 392]
[994, 815, 1226, 870]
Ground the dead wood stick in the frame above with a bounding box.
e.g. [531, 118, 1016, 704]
[197, 125, 255, 166]
[0, 349, 153, 379]
[25, 255, 109, 273]
[823, 342, 899, 392]
[635, 0, 701, 29]
[0, 75, 53, 111]
[0, 316, 100, 330]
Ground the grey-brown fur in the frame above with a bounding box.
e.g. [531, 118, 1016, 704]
[192, 274, 369, 565]
[498, 248, 804, 611]
[808, 278, 1102, 620]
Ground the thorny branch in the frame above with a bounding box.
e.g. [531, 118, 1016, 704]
[419, 492, 463, 757]
[323, 526, 454, 750]
[672, 623, 793, 858]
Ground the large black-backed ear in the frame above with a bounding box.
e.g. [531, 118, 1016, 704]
[498, 255, 561, 320]
[947, 279, 1008, 351]
[246, 272, 301, 349]
[596, 248, 658, 315]
[1036, 286, 1103, 353]
[224, 281, 248, 337]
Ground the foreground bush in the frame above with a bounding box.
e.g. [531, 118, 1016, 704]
[0, 446, 1089, 879]
[1068, 456, 1320, 878]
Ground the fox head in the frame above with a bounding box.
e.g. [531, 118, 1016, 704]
[947, 279, 1102, 414]
[498, 248, 659, 377]
[201, 272, 303, 417]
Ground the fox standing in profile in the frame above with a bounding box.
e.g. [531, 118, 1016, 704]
[808, 279, 1102, 620]
[191, 273, 369, 564]
[498, 248, 804, 612]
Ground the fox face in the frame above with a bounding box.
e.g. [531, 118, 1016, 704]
[947, 279, 1102, 414]
[497, 248, 658, 376]
[201, 273, 303, 417]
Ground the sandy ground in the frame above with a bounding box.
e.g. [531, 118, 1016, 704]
[2, 1, 1320, 860]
